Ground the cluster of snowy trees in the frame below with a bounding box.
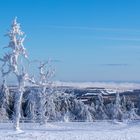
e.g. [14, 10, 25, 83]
[0, 83, 139, 124]
[0, 18, 139, 130]
[91, 92, 140, 121]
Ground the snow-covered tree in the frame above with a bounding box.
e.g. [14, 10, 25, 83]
[0, 18, 35, 130]
[0, 80, 9, 121]
[127, 102, 139, 120]
[88, 102, 96, 120]
[95, 94, 108, 120]
[120, 95, 128, 120]
[121, 95, 127, 113]
[112, 92, 123, 121]
[36, 61, 55, 124]
[124, 98, 139, 121]
[0, 80, 9, 110]
[45, 94, 57, 121]
[137, 95, 140, 115]
[106, 101, 114, 119]
[24, 88, 38, 122]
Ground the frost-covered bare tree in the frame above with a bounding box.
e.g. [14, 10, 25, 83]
[0, 18, 35, 130]
[24, 61, 55, 124]
[36, 61, 55, 124]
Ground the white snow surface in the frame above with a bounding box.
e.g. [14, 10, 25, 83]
[0, 121, 140, 140]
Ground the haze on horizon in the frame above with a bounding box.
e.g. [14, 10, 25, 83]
[0, 0, 140, 82]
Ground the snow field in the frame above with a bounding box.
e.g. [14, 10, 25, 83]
[0, 121, 139, 140]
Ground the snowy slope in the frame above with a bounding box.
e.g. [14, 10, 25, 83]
[0, 121, 140, 140]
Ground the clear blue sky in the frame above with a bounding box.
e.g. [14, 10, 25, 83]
[0, 0, 140, 82]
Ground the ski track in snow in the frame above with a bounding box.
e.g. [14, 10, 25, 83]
[0, 121, 139, 140]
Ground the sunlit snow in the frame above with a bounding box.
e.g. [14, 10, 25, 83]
[0, 121, 140, 140]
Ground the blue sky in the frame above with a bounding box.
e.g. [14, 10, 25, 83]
[0, 0, 140, 82]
